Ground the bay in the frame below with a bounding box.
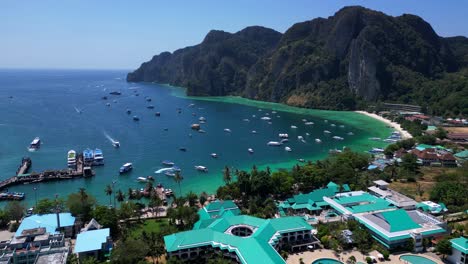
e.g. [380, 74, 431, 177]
[0, 69, 391, 205]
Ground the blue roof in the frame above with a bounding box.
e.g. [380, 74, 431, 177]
[16, 213, 75, 237]
[74, 228, 110, 253]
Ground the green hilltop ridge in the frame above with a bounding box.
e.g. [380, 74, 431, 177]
[127, 6, 468, 116]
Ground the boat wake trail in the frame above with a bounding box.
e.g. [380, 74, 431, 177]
[103, 131, 117, 144]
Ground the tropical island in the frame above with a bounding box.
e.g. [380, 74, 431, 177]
[128, 6, 468, 117]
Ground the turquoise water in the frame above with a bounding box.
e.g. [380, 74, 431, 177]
[400, 255, 437, 264]
[0, 69, 391, 205]
[311, 258, 343, 264]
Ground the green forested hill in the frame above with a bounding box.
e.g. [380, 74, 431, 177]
[128, 6, 468, 116]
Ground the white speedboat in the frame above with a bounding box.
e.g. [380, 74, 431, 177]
[29, 137, 41, 151]
[305, 132, 310, 136]
[251, 130, 257, 134]
[267, 141, 282, 146]
[112, 141, 120, 148]
[285, 146, 292, 152]
[67, 150, 76, 168]
[298, 136, 304, 140]
[331, 124, 336, 127]
[290, 125, 297, 129]
[332, 136, 344, 140]
[315, 138, 322, 143]
[224, 128, 231, 133]
[260, 116, 271, 120]
[199, 116, 206, 122]
[195, 166, 208, 172]
[324, 130, 331, 134]
[242, 119, 250, 122]
[248, 148, 254, 154]
[305, 122, 314, 125]
[210, 153, 218, 158]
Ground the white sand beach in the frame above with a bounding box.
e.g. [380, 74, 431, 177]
[355, 111, 413, 139]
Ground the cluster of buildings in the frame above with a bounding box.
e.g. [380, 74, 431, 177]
[165, 180, 466, 263]
[0, 212, 112, 264]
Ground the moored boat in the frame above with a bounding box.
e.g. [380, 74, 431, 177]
[324, 130, 331, 134]
[137, 177, 148, 182]
[285, 146, 292, 152]
[133, 116, 140, 121]
[223, 128, 231, 133]
[162, 160, 175, 166]
[83, 148, 94, 164]
[332, 136, 344, 140]
[93, 148, 104, 166]
[267, 141, 282, 146]
[315, 138, 322, 143]
[195, 165, 208, 172]
[67, 150, 76, 168]
[113, 141, 120, 148]
[248, 148, 254, 154]
[210, 153, 218, 158]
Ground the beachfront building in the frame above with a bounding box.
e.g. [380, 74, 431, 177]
[448, 237, 467, 264]
[74, 228, 112, 261]
[0, 213, 75, 264]
[368, 180, 417, 209]
[278, 182, 348, 219]
[325, 191, 447, 251]
[164, 200, 319, 263]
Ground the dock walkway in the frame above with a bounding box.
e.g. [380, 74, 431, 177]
[0, 156, 95, 192]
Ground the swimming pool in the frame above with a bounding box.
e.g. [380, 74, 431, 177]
[311, 258, 344, 264]
[400, 255, 437, 264]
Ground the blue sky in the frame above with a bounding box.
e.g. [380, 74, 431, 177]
[1, 0, 467, 70]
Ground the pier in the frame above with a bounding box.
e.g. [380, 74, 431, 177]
[0, 155, 95, 194]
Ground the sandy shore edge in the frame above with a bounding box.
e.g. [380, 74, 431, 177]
[355, 111, 413, 139]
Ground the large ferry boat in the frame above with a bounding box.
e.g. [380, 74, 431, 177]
[93, 149, 104, 166]
[83, 148, 94, 165]
[67, 150, 77, 168]
[28, 137, 41, 151]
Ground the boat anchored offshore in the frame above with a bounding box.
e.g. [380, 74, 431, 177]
[162, 160, 175, 167]
[137, 177, 148, 182]
[28, 137, 41, 151]
[285, 146, 292, 152]
[332, 136, 344, 140]
[248, 148, 254, 154]
[119, 163, 133, 174]
[315, 138, 322, 143]
[93, 148, 104, 166]
[195, 165, 208, 172]
[112, 141, 120, 148]
[224, 128, 231, 133]
[210, 153, 218, 158]
[67, 150, 77, 168]
[267, 141, 282, 146]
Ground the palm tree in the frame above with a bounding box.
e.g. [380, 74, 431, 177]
[116, 189, 125, 204]
[174, 171, 183, 195]
[105, 184, 113, 206]
[223, 165, 231, 185]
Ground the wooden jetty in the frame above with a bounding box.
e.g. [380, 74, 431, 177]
[0, 155, 95, 192]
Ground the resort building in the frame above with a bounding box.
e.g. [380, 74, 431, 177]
[410, 147, 457, 167]
[164, 200, 319, 263]
[74, 228, 112, 261]
[416, 201, 448, 215]
[325, 191, 447, 251]
[368, 180, 417, 209]
[0, 213, 75, 264]
[448, 237, 467, 264]
[278, 182, 348, 218]
[455, 150, 468, 165]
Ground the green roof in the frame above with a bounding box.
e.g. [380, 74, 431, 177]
[279, 182, 339, 210]
[451, 237, 468, 254]
[455, 150, 468, 159]
[380, 210, 421, 232]
[342, 184, 351, 192]
[165, 201, 313, 264]
[198, 200, 241, 220]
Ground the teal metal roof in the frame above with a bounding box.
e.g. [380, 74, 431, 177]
[333, 192, 394, 213]
[164, 201, 313, 264]
[199, 200, 241, 220]
[455, 150, 468, 159]
[451, 237, 468, 254]
[380, 210, 421, 232]
[74, 228, 110, 253]
[16, 213, 76, 237]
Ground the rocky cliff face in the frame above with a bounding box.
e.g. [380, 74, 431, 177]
[128, 6, 467, 113]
